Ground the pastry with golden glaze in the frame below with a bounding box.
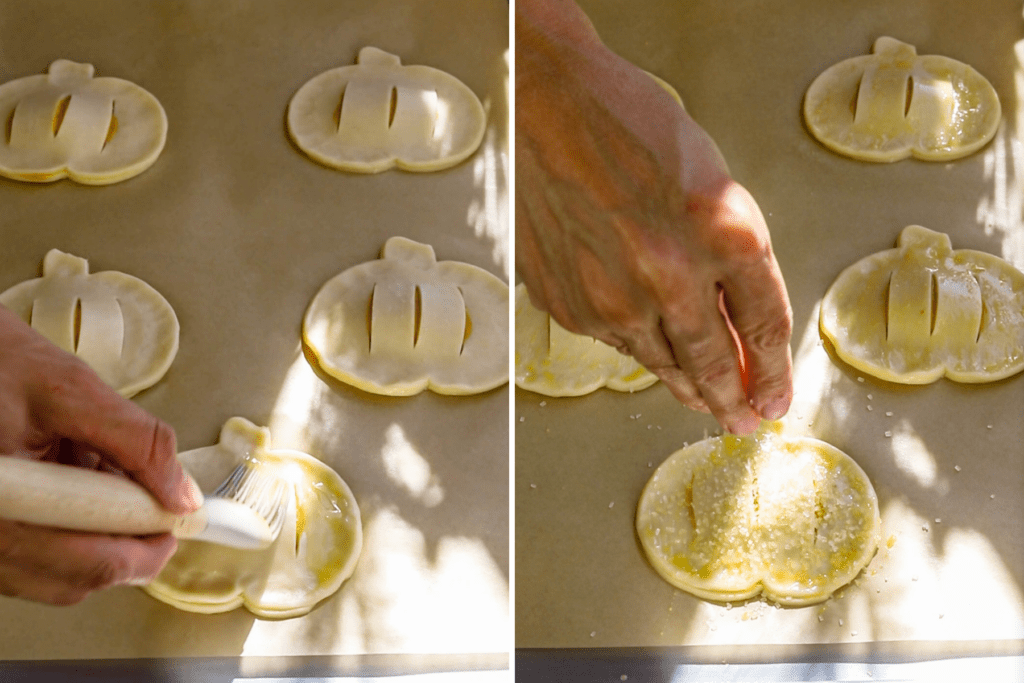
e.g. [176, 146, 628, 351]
[303, 237, 508, 396]
[287, 46, 485, 173]
[804, 37, 1000, 162]
[820, 225, 1024, 383]
[144, 418, 362, 619]
[0, 59, 167, 184]
[0, 249, 178, 397]
[636, 423, 880, 606]
[514, 284, 657, 396]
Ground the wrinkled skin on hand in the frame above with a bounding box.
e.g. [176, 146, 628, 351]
[0, 304, 200, 605]
[516, 0, 793, 434]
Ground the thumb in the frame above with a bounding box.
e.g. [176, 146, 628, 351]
[37, 364, 203, 515]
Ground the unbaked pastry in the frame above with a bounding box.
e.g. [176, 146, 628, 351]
[804, 37, 1000, 162]
[514, 284, 657, 396]
[0, 59, 167, 184]
[0, 249, 178, 397]
[636, 422, 881, 606]
[287, 46, 485, 173]
[820, 225, 1024, 383]
[303, 237, 508, 396]
[144, 417, 362, 619]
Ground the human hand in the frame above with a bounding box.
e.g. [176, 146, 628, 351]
[0, 304, 201, 605]
[516, 0, 793, 434]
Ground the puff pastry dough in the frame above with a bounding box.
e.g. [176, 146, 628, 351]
[514, 284, 657, 396]
[303, 237, 508, 396]
[820, 225, 1024, 383]
[144, 418, 362, 619]
[636, 423, 881, 606]
[287, 46, 485, 173]
[804, 37, 1000, 162]
[0, 59, 167, 184]
[0, 249, 178, 397]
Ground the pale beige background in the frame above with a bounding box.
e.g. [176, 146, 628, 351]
[0, 0, 509, 662]
[515, 0, 1024, 657]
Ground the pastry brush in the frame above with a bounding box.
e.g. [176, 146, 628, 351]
[0, 456, 287, 549]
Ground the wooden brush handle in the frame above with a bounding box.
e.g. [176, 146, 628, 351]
[0, 456, 207, 538]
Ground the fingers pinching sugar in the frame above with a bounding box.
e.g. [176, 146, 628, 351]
[515, 2, 794, 430]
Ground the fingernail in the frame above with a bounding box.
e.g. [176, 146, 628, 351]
[760, 396, 791, 421]
[124, 576, 153, 587]
[686, 400, 710, 414]
[729, 414, 762, 436]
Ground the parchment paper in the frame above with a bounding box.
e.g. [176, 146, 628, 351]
[0, 0, 508, 662]
[515, 0, 1024, 658]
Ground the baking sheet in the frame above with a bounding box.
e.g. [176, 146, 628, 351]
[515, 0, 1024, 655]
[0, 0, 508, 661]
[515, 650, 1024, 682]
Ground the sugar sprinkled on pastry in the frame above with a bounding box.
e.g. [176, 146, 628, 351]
[820, 225, 1024, 383]
[303, 237, 508, 396]
[144, 417, 362, 619]
[287, 47, 486, 173]
[0, 59, 167, 184]
[636, 422, 880, 607]
[514, 284, 657, 397]
[0, 249, 178, 397]
[804, 37, 1000, 162]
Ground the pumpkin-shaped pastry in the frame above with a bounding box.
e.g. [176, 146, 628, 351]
[287, 46, 486, 173]
[804, 37, 1000, 162]
[636, 422, 881, 606]
[0, 249, 178, 397]
[515, 284, 657, 397]
[0, 59, 167, 184]
[303, 237, 508, 396]
[144, 417, 362, 618]
[820, 225, 1024, 384]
